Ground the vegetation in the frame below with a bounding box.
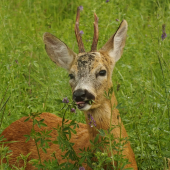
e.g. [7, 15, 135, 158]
[0, 0, 170, 169]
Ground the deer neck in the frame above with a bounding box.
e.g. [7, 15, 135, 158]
[84, 92, 120, 141]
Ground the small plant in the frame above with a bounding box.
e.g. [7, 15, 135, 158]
[12, 153, 31, 170]
[18, 92, 131, 169]
[0, 87, 12, 170]
[23, 99, 81, 169]
[0, 142, 12, 170]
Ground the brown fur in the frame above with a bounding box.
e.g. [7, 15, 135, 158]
[1, 19, 138, 169]
[1, 113, 91, 169]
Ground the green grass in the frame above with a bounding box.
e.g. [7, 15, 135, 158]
[0, 0, 170, 169]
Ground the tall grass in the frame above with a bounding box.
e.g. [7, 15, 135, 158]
[0, 0, 170, 169]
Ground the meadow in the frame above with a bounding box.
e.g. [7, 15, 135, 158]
[0, 0, 170, 169]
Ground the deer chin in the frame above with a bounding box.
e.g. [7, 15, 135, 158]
[76, 101, 92, 111]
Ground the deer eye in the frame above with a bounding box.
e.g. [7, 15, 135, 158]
[69, 74, 74, 79]
[99, 70, 106, 76]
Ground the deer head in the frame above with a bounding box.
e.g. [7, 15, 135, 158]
[43, 7, 128, 111]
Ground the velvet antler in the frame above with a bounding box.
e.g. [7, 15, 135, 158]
[75, 7, 85, 53]
[91, 13, 99, 52]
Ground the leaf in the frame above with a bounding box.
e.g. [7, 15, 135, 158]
[69, 130, 71, 139]
[52, 140, 58, 145]
[79, 156, 86, 164]
[65, 120, 69, 123]
[70, 128, 76, 134]
[94, 134, 99, 144]
[0, 136, 5, 141]
[37, 132, 41, 137]
[63, 127, 70, 131]
[25, 135, 31, 143]
[69, 119, 76, 126]
[45, 139, 51, 143]
[40, 122, 47, 127]
[29, 159, 39, 164]
[24, 117, 30, 122]
[33, 119, 38, 125]
[35, 138, 40, 143]
[89, 140, 93, 145]
[24, 135, 31, 143]
[42, 147, 47, 153]
[39, 119, 44, 123]
[65, 151, 69, 157]
[98, 129, 105, 136]
[116, 103, 124, 109]
[40, 138, 45, 147]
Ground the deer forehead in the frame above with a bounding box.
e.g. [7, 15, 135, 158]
[70, 52, 112, 75]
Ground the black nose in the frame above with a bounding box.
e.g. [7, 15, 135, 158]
[73, 89, 95, 102]
[73, 89, 86, 102]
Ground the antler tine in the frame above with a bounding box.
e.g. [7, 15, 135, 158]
[75, 7, 85, 53]
[91, 13, 99, 52]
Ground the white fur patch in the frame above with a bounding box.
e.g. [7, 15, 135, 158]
[79, 104, 91, 111]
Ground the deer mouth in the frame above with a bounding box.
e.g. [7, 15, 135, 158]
[76, 101, 92, 110]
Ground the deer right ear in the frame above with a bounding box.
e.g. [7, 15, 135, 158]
[43, 32, 76, 71]
[100, 20, 128, 63]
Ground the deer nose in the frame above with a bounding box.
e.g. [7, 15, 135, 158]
[73, 89, 95, 102]
[73, 89, 86, 102]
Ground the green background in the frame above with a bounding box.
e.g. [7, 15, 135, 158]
[0, 0, 170, 169]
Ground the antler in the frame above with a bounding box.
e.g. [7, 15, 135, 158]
[75, 7, 85, 53]
[91, 13, 99, 52]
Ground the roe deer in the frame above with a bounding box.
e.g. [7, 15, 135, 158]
[1, 7, 137, 170]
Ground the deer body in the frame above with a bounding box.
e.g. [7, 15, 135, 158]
[1, 113, 91, 169]
[1, 7, 137, 169]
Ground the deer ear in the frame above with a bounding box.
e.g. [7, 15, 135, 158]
[43, 32, 76, 70]
[100, 20, 128, 62]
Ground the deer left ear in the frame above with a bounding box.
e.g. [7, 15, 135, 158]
[100, 20, 128, 62]
[43, 32, 76, 71]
